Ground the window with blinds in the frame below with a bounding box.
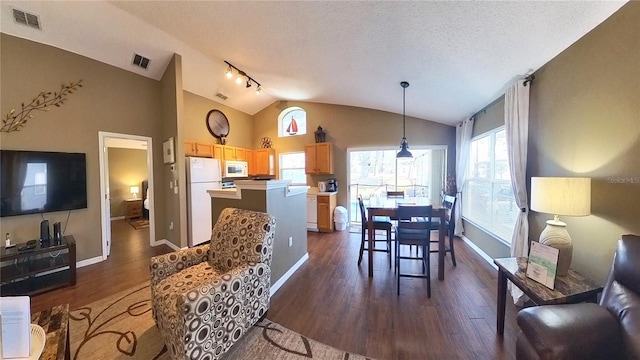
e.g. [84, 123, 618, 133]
[462, 127, 518, 243]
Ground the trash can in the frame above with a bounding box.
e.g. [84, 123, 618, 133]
[334, 206, 348, 231]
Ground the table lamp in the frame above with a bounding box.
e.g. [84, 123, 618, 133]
[530, 177, 591, 276]
[130, 186, 140, 199]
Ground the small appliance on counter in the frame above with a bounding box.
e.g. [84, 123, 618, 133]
[327, 179, 337, 192]
[318, 181, 328, 192]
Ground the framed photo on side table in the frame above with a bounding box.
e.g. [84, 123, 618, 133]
[526, 241, 559, 289]
[163, 137, 175, 164]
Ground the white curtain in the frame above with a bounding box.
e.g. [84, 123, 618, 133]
[505, 79, 530, 305]
[454, 117, 474, 236]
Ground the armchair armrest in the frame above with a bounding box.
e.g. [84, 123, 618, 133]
[517, 303, 624, 360]
[149, 244, 209, 285]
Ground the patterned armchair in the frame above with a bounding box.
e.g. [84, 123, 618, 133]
[149, 208, 276, 360]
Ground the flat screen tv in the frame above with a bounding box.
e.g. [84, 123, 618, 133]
[1, 150, 87, 217]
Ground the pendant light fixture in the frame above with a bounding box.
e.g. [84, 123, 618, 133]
[397, 81, 412, 158]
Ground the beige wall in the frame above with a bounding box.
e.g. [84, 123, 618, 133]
[528, 2, 639, 283]
[108, 148, 148, 217]
[464, 2, 639, 284]
[184, 92, 254, 149]
[253, 101, 456, 208]
[0, 34, 164, 261]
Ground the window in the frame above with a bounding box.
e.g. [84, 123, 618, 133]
[279, 152, 306, 185]
[462, 127, 518, 243]
[278, 107, 307, 137]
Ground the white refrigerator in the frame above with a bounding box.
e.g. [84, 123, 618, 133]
[186, 157, 222, 247]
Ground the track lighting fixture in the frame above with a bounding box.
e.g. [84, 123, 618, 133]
[224, 60, 262, 95]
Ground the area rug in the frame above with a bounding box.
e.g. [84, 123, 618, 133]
[69, 281, 373, 359]
[129, 219, 149, 230]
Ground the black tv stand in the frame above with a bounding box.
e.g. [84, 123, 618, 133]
[0, 235, 76, 296]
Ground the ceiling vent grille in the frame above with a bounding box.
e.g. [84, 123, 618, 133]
[215, 93, 228, 100]
[13, 8, 41, 30]
[132, 53, 150, 70]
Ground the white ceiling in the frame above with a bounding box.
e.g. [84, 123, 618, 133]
[0, 1, 628, 126]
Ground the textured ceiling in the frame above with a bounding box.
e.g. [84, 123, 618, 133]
[0, 1, 628, 125]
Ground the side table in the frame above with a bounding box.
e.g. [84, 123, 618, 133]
[494, 257, 602, 336]
[32, 304, 70, 360]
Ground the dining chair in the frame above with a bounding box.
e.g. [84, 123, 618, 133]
[358, 195, 393, 267]
[395, 205, 434, 297]
[428, 194, 457, 266]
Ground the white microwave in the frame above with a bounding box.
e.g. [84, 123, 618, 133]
[224, 160, 248, 178]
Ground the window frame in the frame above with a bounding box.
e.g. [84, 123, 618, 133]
[279, 151, 307, 185]
[461, 126, 517, 245]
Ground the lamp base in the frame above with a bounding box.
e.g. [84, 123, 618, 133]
[538, 220, 572, 276]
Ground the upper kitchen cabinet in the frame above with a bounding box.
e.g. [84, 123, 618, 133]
[185, 141, 213, 158]
[212, 144, 224, 160]
[223, 146, 247, 161]
[252, 148, 276, 176]
[305, 143, 333, 174]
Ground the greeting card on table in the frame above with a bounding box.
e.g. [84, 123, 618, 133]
[526, 241, 559, 290]
[0, 296, 31, 358]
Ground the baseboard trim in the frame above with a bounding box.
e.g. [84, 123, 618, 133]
[270, 253, 309, 297]
[153, 239, 181, 251]
[461, 235, 498, 270]
[111, 216, 125, 221]
[77, 255, 104, 268]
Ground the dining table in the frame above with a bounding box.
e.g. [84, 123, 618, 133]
[366, 196, 448, 280]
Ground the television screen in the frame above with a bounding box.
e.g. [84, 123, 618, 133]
[0, 150, 87, 217]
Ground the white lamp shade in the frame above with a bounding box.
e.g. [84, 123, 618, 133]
[530, 177, 591, 216]
[130, 186, 140, 195]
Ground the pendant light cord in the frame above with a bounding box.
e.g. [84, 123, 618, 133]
[403, 85, 406, 138]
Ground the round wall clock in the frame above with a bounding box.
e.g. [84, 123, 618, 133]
[206, 109, 230, 144]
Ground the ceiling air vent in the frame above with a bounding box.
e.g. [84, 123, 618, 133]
[215, 93, 228, 100]
[132, 53, 150, 70]
[13, 8, 41, 30]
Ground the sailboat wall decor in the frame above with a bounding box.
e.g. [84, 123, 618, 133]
[286, 117, 298, 135]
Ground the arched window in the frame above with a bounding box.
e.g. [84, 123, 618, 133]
[278, 107, 307, 137]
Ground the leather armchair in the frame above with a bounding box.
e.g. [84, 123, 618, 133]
[149, 208, 276, 360]
[516, 234, 640, 360]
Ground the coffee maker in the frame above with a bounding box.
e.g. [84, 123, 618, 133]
[327, 179, 337, 192]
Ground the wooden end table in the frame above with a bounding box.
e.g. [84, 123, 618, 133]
[31, 304, 70, 360]
[494, 257, 602, 336]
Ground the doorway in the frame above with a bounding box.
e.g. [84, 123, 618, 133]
[98, 131, 155, 260]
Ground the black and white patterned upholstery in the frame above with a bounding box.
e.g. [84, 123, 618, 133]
[149, 208, 276, 360]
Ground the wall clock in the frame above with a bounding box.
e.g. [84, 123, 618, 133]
[206, 109, 230, 144]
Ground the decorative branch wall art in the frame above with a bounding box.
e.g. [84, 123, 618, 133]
[1, 79, 83, 133]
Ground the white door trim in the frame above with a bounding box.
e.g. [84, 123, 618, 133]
[98, 131, 155, 260]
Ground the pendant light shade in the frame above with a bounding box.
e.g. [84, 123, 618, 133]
[397, 81, 412, 158]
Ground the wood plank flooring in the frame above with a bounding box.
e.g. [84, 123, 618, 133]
[31, 221, 519, 359]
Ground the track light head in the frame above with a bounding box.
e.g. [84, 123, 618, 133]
[246, 79, 252, 88]
[256, 85, 261, 95]
[225, 65, 233, 79]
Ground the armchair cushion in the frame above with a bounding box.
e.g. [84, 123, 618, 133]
[517, 303, 624, 360]
[208, 208, 275, 272]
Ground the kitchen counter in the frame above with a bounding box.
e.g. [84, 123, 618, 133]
[306, 187, 338, 196]
[208, 180, 310, 199]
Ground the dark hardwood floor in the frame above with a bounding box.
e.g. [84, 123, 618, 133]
[32, 222, 519, 359]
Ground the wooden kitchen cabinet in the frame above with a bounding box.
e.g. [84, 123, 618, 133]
[212, 144, 224, 160]
[317, 193, 336, 232]
[253, 148, 276, 175]
[222, 146, 248, 161]
[184, 141, 213, 158]
[305, 143, 333, 174]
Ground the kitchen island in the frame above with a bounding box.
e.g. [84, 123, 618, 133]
[208, 180, 309, 294]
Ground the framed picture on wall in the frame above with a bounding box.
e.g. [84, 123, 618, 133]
[163, 137, 175, 164]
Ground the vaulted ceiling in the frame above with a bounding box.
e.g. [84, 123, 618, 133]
[0, 1, 628, 125]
